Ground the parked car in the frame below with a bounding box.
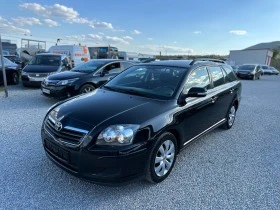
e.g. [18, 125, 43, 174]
[261, 65, 273, 75]
[269, 66, 279, 75]
[41, 60, 241, 184]
[4, 55, 24, 69]
[0, 57, 21, 85]
[236, 64, 262, 80]
[21, 53, 71, 87]
[41, 59, 134, 98]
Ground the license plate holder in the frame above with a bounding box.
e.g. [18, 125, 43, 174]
[45, 140, 70, 162]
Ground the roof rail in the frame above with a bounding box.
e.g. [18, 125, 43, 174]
[189, 58, 227, 65]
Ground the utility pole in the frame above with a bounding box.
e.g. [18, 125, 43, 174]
[0, 34, 8, 97]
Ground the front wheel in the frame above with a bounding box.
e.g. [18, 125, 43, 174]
[221, 104, 237, 130]
[11, 72, 19, 85]
[145, 132, 178, 183]
[79, 84, 95, 94]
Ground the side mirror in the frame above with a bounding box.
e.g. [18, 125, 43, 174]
[178, 87, 207, 106]
[187, 87, 207, 97]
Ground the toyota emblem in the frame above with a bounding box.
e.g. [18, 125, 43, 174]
[55, 121, 63, 131]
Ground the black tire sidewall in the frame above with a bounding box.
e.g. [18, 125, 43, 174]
[226, 104, 236, 129]
[12, 72, 19, 85]
[146, 132, 178, 183]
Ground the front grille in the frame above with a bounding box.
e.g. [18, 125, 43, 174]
[28, 73, 49, 77]
[44, 116, 88, 145]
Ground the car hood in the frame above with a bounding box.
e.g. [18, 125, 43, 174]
[47, 71, 86, 80]
[54, 89, 170, 127]
[23, 65, 59, 73]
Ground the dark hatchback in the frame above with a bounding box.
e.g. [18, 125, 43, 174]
[41, 59, 134, 98]
[21, 53, 71, 87]
[41, 60, 241, 185]
[0, 57, 21, 85]
[236, 64, 262, 80]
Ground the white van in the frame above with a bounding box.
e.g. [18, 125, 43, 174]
[48, 45, 90, 67]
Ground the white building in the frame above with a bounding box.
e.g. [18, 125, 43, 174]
[228, 49, 273, 66]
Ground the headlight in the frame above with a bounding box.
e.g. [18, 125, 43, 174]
[96, 124, 139, 145]
[48, 72, 56, 76]
[21, 71, 28, 75]
[57, 78, 78, 86]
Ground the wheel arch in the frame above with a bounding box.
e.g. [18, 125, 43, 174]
[165, 128, 183, 154]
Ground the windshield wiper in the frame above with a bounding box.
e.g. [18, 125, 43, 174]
[103, 86, 122, 92]
[103, 86, 149, 97]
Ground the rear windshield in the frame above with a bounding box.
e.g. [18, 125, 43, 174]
[29, 55, 61, 66]
[261, 66, 269, 70]
[239, 65, 255, 71]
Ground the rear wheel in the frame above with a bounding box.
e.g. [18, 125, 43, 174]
[145, 132, 178, 183]
[79, 84, 95, 94]
[221, 104, 236, 130]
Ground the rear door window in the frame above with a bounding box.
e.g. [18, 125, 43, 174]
[208, 66, 225, 87]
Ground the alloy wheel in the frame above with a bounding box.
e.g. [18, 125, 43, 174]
[228, 106, 236, 127]
[83, 87, 94, 93]
[154, 140, 175, 177]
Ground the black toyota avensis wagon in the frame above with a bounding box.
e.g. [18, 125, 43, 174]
[41, 60, 242, 184]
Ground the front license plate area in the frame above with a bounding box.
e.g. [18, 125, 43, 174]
[45, 139, 70, 162]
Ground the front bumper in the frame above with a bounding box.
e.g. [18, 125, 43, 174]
[41, 84, 77, 99]
[236, 73, 254, 79]
[41, 130, 149, 185]
[21, 75, 45, 86]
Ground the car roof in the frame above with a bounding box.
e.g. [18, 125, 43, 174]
[36, 53, 65, 56]
[241, 64, 259, 66]
[134, 59, 232, 70]
[136, 60, 192, 68]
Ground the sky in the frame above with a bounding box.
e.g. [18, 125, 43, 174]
[0, 0, 280, 55]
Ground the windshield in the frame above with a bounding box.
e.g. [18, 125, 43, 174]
[71, 60, 108, 73]
[239, 65, 255, 71]
[103, 65, 185, 100]
[29, 55, 61, 66]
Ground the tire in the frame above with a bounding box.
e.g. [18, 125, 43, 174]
[221, 104, 237, 130]
[145, 132, 178, 183]
[79, 84, 95, 94]
[11, 72, 19, 85]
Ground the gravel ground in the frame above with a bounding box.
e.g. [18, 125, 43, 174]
[1, 76, 280, 210]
